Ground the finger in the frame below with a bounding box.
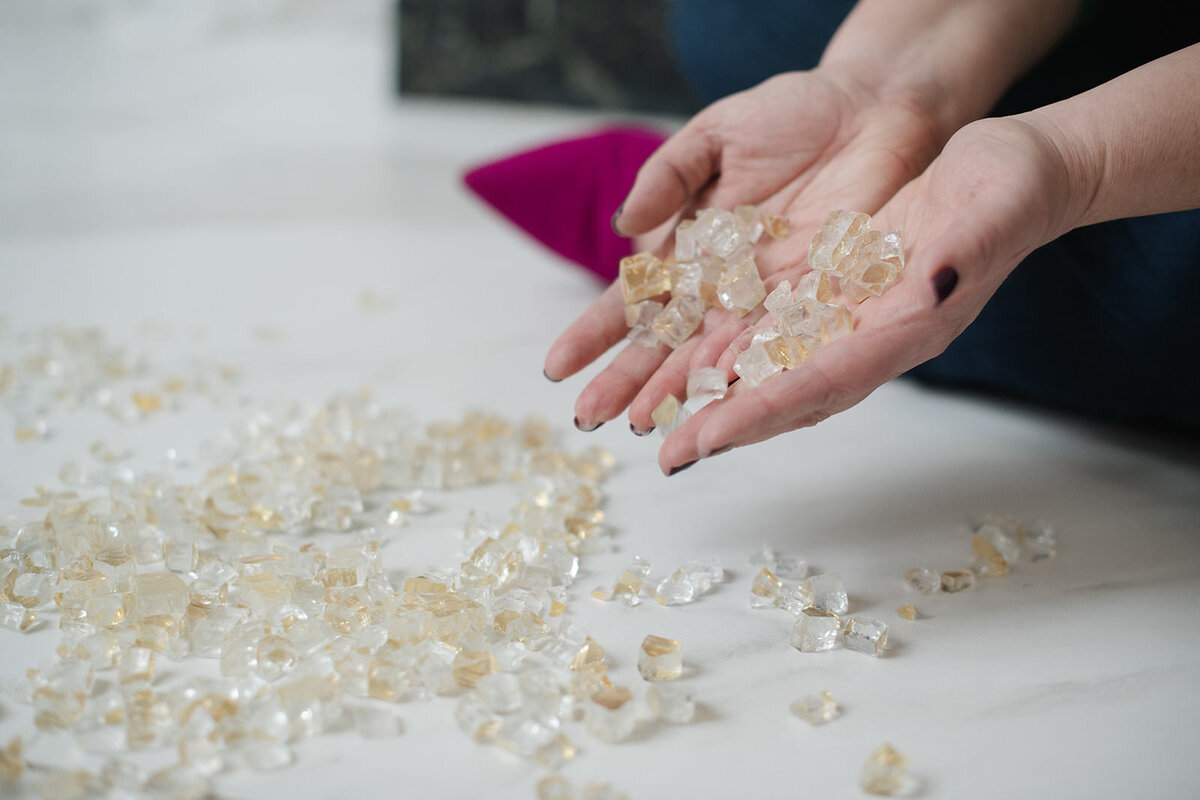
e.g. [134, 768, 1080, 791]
[689, 324, 920, 465]
[626, 310, 745, 432]
[711, 269, 802, 374]
[573, 338, 670, 431]
[544, 282, 630, 382]
[655, 385, 737, 473]
[615, 119, 720, 238]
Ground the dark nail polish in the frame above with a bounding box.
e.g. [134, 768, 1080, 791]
[630, 423, 653, 437]
[574, 417, 604, 432]
[667, 459, 698, 476]
[543, 369, 561, 383]
[706, 444, 733, 458]
[932, 266, 959, 305]
[611, 203, 626, 237]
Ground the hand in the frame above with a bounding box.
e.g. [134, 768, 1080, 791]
[543, 69, 945, 433]
[656, 116, 1084, 472]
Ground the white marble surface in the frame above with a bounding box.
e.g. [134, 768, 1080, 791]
[2, 3, 1199, 798]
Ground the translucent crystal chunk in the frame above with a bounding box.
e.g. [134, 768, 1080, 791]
[625, 300, 664, 348]
[654, 571, 696, 605]
[452, 649, 498, 689]
[792, 608, 840, 652]
[774, 555, 807, 580]
[163, 538, 198, 573]
[971, 534, 1010, 578]
[638, 635, 682, 681]
[684, 556, 724, 584]
[619, 253, 671, 305]
[119, 647, 156, 685]
[733, 344, 782, 388]
[692, 208, 749, 259]
[843, 617, 888, 656]
[765, 335, 809, 369]
[860, 743, 912, 796]
[896, 604, 917, 620]
[670, 260, 704, 298]
[145, 765, 210, 800]
[674, 220, 700, 262]
[12, 572, 51, 608]
[685, 367, 728, 404]
[653, 294, 705, 349]
[734, 205, 765, 243]
[904, 567, 940, 595]
[586, 686, 636, 743]
[749, 567, 783, 609]
[763, 280, 793, 316]
[941, 570, 975, 593]
[814, 302, 854, 343]
[130, 572, 189, 620]
[794, 270, 834, 303]
[773, 580, 814, 614]
[1024, 519, 1057, 560]
[716, 256, 766, 315]
[454, 695, 501, 742]
[474, 671, 522, 714]
[651, 394, 690, 437]
[646, 683, 695, 723]
[978, 523, 1021, 563]
[749, 544, 776, 566]
[806, 573, 848, 615]
[839, 230, 904, 302]
[790, 690, 838, 725]
[761, 211, 790, 240]
[654, 557, 722, 605]
[808, 210, 871, 273]
[0, 601, 38, 632]
[611, 571, 644, 607]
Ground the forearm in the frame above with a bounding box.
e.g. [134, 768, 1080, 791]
[820, 0, 1082, 139]
[1024, 43, 1200, 231]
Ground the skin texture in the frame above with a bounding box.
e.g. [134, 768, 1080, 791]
[544, 0, 1200, 474]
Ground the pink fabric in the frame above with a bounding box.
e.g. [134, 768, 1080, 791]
[462, 125, 668, 283]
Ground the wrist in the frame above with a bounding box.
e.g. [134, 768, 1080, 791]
[1015, 109, 1102, 238]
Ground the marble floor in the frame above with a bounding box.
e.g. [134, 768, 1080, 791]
[2, 3, 1199, 798]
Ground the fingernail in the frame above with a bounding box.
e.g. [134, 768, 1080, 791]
[610, 202, 626, 237]
[705, 444, 733, 458]
[667, 459, 698, 476]
[543, 369, 561, 383]
[630, 423, 653, 437]
[574, 416, 604, 432]
[932, 266, 959, 305]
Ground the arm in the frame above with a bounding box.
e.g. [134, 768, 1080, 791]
[1027, 42, 1200, 231]
[819, 0, 1083, 144]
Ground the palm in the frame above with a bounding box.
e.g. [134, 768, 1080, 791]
[682, 72, 939, 278]
[545, 70, 943, 435]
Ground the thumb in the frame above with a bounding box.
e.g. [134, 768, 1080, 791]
[614, 119, 720, 237]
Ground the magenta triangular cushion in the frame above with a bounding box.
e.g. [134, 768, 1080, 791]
[463, 125, 668, 282]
